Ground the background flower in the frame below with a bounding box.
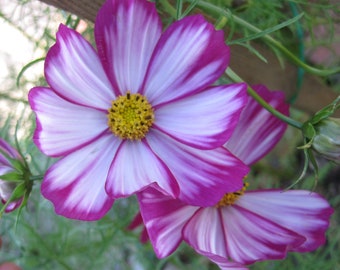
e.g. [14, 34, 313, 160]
[137, 85, 333, 268]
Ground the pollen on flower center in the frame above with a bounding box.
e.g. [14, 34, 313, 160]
[107, 92, 154, 140]
[216, 182, 249, 208]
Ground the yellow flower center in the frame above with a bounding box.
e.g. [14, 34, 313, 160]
[107, 92, 154, 140]
[215, 182, 249, 208]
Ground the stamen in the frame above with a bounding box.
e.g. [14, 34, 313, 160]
[216, 182, 249, 208]
[107, 91, 154, 140]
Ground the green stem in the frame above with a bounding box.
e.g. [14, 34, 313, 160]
[226, 68, 303, 129]
[194, 1, 340, 77]
[29, 175, 44, 181]
[16, 57, 45, 87]
[159, 0, 177, 18]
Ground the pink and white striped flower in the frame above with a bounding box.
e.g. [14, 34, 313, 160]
[28, 0, 249, 220]
[137, 85, 334, 269]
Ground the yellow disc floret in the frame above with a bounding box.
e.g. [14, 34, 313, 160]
[216, 182, 249, 208]
[107, 92, 154, 140]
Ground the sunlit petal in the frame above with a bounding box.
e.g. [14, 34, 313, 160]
[146, 129, 249, 206]
[154, 84, 247, 149]
[143, 15, 229, 105]
[106, 140, 179, 198]
[45, 24, 114, 108]
[95, 0, 162, 94]
[29, 87, 108, 157]
[41, 133, 119, 220]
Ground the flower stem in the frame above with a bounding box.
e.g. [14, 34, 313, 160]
[158, 0, 177, 18]
[226, 68, 303, 129]
[29, 175, 44, 181]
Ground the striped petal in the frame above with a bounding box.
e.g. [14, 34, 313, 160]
[197, 252, 249, 270]
[225, 85, 289, 165]
[41, 133, 119, 220]
[95, 0, 162, 95]
[29, 87, 108, 157]
[106, 140, 179, 199]
[183, 203, 304, 265]
[127, 212, 149, 243]
[0, 179, 23, 212]
[184, 208, 227, 256]
[0, 138, 20, 159]
[146, 129, 249, 206]
[142, 15, 229, 106]
[154, 83, 247, 149]
[239, 190, 333, 253]
[45, 24, 114, 109]
[137, 187, 198, 258]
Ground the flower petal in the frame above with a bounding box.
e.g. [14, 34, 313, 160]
[41, 133, 119, 220]
[183, 208, 227, 256]
[3, 199, 23, 213]
[29, 87, 108, 157]
[0, 138, 20, 159]
[239, 190, 333, 252]
[154, 83, 247, 149]
[0, 179, 23, 212]
[45, 24, 114, 109]
[137, 187, 199, 258]
[0, 166, 12, 177]
[184, 203, 304, 265]
[106, 140, 179, 199]
[225, 85, 289, 165]
[146, 129, 249, 206]
[197, 252, 249, 270]
[127, 212, 149, 243]
[95, 0, 162, 94]
[143, 15, 229, 106]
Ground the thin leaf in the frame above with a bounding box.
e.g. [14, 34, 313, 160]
[311, 95, 340, 124]
[176, 0, 183, 20]
[229, 12, 305, 45]
[0, 172, 22, 181]
[285, 140, 309, 190]
[16, 57, 45, 87]
[181, 0, 200, 17]
[231, 42, 268, 63]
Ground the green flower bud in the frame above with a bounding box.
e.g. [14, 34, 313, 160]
[313, 117, 340, 164]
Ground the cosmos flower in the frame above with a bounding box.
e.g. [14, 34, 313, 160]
[137, 85, 334, 269]
[28, 0, 249, 220]
[0, 138, 24, 212]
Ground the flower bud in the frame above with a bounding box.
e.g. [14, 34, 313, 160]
[313, 117, 340, 164]
[0, 138, 28, 213]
